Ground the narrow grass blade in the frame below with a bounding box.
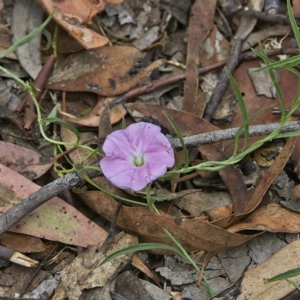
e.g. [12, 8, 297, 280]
[99, 243, 182, 266]
[0, 10, 55, 59]
[287, 0, 300, 48]
[163, 112, 189, 168]
[226, 70, 249, 153]
[250, 49, 300, 76]
[267, 267, 300, 282]
[258, 44, 285, 121]
[232, 105, 274, 154]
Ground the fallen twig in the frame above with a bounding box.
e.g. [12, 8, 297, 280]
[203, 37, 243, 121]
[169, 121, 300, 150]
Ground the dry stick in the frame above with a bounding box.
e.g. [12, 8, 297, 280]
[169, 120, 300, 150]
[109, 60, 227, 108]
[15, 55, 56, 113]
[219, 1, 292, 24]
[0, 121, 299, 236]
[203, 37, 243, 122]
[237, 7, 292, 24]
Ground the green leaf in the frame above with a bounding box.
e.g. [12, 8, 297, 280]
[99, 243, 182, 266]
[226, 70, 249, 153]
[267, 267, 300, 282]
[287, 0, 300, 48]
[152, 193, 177, 201]
[43, 104, 58, 128]
[250, 48, 300, 76]
[258, 44, 285, 121]
[286, 278, 300, 290]
[121, 117, 126, 129]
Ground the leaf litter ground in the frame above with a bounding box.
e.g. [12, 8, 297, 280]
[0, 0, 300, 299]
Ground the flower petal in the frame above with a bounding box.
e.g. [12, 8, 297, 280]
[100, 156, 151, 191]
[124, 122, 161, 154]
[102, 129, 133, 160]
[146, 149, 174, 169]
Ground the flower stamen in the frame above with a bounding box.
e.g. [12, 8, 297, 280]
[133, 155, 144, 167]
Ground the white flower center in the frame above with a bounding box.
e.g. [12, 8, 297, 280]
[133, 155, 145, 167]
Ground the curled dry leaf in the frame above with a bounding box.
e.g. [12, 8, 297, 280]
[47, 46, 164, 96]
[39, 0, 123, 49]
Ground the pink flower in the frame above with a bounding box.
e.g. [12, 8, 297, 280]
[100, 122, 174, 191]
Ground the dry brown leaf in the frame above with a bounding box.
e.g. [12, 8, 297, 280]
[47, 46, 164, 96]
[40, 0, 123, 49]
[0, 232, 45, 253]
[220, 60, 298, 157]
[291, 184, 300, 198]
[173, 190, 232, 216]
[131, 255, 157, 281]
[57, 97, 126, 127]
[228, 203, 300, 233]
[183, 0, 216, 113]
[205, 204, 233, 222]
[60, 125, 97, 166]
[0, 141, 53, 180]
[75, 188, 258, 254]
[200, 25, 231, 67]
